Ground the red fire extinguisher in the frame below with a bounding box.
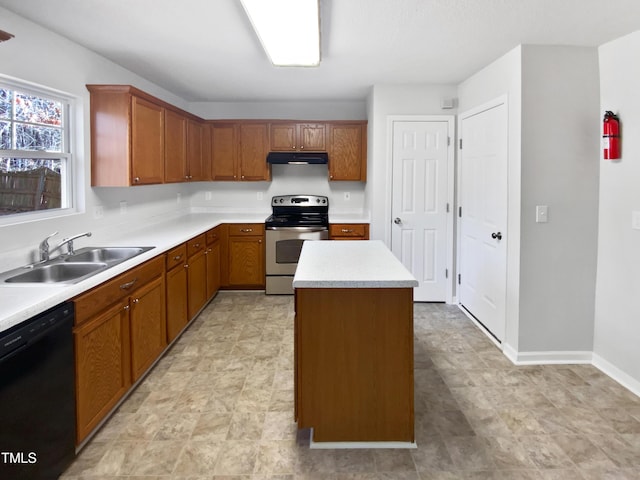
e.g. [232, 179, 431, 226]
[603, 111, 620, 160]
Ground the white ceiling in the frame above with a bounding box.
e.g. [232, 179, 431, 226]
[1, 0, 640, 102]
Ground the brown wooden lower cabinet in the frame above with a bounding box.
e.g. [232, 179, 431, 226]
[166, 244, 188, 343]
[73, 256, 165, 445]
[295, 287, 414, 443]
[329, 223, 369, 240]
[74, 299, 131, 445]
[224, 223, 265, 288]
[129, 275, 166, 382]
[206, 227, 222, 298]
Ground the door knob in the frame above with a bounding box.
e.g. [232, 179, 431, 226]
[394, 217, 402, 225]
[491, 232, 503, 240]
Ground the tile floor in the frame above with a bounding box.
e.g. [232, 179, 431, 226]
[61, 291, 640, 479]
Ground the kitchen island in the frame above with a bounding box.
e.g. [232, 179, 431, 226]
[293, 240, 418, 447]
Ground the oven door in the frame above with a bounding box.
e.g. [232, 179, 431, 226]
[265, 226, 329, 276]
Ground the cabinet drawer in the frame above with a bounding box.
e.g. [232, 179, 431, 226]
[166, 244, 187, 271]
[228, 223, 264, 236]
[206, 226, 221, 245]
[74, 256, 164, 324]
[187, 234, 206, 257]
[330, 224, 368, 238]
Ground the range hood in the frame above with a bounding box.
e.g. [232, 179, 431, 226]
[267, 152, 328, 165]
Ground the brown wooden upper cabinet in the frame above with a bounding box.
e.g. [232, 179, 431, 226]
[88, 85, 167, 186]
[186, 119, 209, 181]
[87, 85, 208, 186]
[164, 109, 187, 183]
[327, 122, 367, 182]
[210, 122, 237, 181]
[270, 122, 326, 152]
[210, 121, 271, 181]
[164, 115, 209, 183]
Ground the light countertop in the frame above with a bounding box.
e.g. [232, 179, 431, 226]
[293, 240, 418, 289]
[0, 212, 265, 333]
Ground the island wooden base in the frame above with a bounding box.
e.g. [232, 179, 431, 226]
[294, 287, 414, 443]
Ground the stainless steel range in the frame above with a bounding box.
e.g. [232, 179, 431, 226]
[265, 195, 329, 294]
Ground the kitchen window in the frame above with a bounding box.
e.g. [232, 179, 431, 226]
[0, 80, 73, 221]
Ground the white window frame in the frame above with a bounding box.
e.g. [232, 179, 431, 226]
[0, 77, 76, 226]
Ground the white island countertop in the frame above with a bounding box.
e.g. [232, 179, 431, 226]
[293, 240, 418, 289]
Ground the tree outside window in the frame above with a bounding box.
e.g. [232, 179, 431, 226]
[0, 85, 71, 216]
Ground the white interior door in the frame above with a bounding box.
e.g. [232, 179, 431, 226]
[458, 100, 508, 342]
[391, 120, 452, 302]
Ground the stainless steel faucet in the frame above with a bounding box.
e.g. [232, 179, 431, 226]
[39, 231, 92, 261]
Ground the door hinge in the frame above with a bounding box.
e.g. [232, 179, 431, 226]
[446, 203, 450, 213]
[458, 273, 461, 285]
[459, 138, 463, 149]
[445, 269, 449, 279]
[447, 136, 451, 146]
[458, 206, 462, 217]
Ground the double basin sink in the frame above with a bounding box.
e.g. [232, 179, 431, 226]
[0, 246, 154, 285]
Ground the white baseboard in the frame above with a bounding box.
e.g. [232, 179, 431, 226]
[592, 353, 640, 398]
[502, 346, 593, 365]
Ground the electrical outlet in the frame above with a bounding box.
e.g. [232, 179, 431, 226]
[205, 191, 212, 201]
[93, 205, 104, 219]
[536, 205, 548, 223]
[120, 201, 127, 215]
[344, 192, 351, 201]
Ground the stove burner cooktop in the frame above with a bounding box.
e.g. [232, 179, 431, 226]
[266, 195, 329, 229]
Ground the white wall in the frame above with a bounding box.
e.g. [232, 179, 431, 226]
[457, 46, 523, 351]
[519, 45, 600, 353]
[595, 30, 640, 390]
[366, 84, 459, 243]
[189, 101, 366, 121]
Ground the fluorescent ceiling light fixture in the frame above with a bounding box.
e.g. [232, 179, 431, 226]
[240, 0, 320, 67]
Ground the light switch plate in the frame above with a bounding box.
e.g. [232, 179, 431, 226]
[632, 211, 640, 230]
[536, 205, 548, 223]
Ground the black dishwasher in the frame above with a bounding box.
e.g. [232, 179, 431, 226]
[0, 302, 76, 480]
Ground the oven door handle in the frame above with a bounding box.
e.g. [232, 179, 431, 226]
[266, 226, 328, 233]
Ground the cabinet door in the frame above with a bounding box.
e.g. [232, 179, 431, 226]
[270, 123, 297, 151]
[166, 262, 188, 343]
[239, 123, 270, 181]
[164, 109, 188, 183]
[131, 96, 165, 185]
[327, 123, 367, 181]
[211, 123, 238, 180]
[130, 275, 167, 382]
[187, 119, 206, 181]
[74, 300, 131, 444]
[206, 241, 221, 300]
[228, 235, 264, 287]
[187, 248, 208, 319]
[298, 123, 326, 151]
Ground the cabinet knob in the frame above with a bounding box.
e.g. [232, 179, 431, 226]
[300, 145, 304, 149]
[123, 305, 130, 311]
[132, 298, 139, 304]
[241, 175, 245, 180]
[173, 254, 183, 261]
[341, 228, 354, 233]
[185, 264, 189, 268]
[240, 228, 253, 233]
[133, 177, 140, 183]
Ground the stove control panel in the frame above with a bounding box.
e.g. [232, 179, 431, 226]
[271, 195, 328, 206]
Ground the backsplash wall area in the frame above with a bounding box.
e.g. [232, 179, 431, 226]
[189, 164, 367, 216]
